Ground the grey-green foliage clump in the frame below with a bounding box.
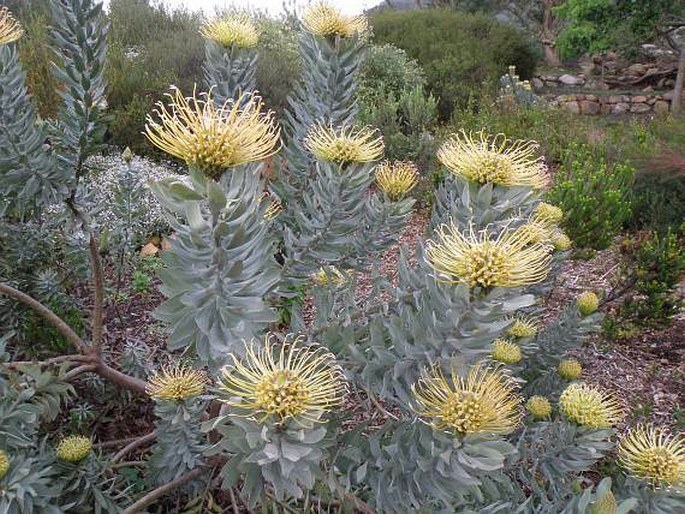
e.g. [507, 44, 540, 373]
[2, 2, 685, 514]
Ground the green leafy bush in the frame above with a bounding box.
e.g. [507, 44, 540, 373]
[547, 143, 634, 250]
[370, 8, 537, 119]
[358, 44, 438, 173]
[619, 229, 685, 327]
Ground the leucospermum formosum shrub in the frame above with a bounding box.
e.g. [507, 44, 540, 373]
[1, 2, 685, 513]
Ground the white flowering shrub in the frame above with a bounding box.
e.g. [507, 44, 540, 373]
[0, 2, 683, 513]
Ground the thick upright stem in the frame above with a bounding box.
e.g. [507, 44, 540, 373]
[672, 45, 685, 114]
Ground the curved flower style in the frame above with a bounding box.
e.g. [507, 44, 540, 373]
[507, 316, 538, 339]
[311, 266, 347, 286]
[304, 123, 384, 164]
[144, 87, 280, 179]
[302, 2, 367, 38]
[0, 449, 9, 479]
[526, 396, 552, 420]
[577, 291, 600, 316]
[491, 338, 522, 364]
[200, 14, 259, 48]
[514, 221, 555, 246]
[411, 362, 522, 436]
[558, 358, 583, 381]
[437, 130, 546, 188]
[56, 436, 92, 463]
[559, 383, 623, 429]
[618, 424, 685, 487]
[426, 223, 552, 288]
[533, 202, 564, 226]
[375, 160, 419, 200]
[146, 364, 208, 401]
[219, 337, 347, 426]
[0, 7, 22, 45]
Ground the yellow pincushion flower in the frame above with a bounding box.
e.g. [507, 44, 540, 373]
[302, 2, 367, 38]
[437, 130, 546, 189]
[375, 160, 419, 200]
[526, 396, 552, 420]
[144, 87, 280, 179]
[507, 316, 538, 339]
[219, 337, 347, 427]
[311, 266, 347, 286]
[514, 221, 555, 245]
[491, 338, 522, 364]
[411, 362, 522, 436]
[56, 436, 92, 463]
[426, 223, 552, 288]
[0, 449, 9, 479]
[146, 364, 208, 401]
[304, 123, 384, 164]
[259, 192, 282, 220]
[618, 425, 685, 487]
[533, 202, 564, 225]
[591, 491, 618, 514]
[200, 14, 259, 48]
[558, 358, 583, 380]
[559, 383, 623, 429]
[551, 231, 572, 251]
[0, 7, 23, 45]
[577, 291, 600, 316]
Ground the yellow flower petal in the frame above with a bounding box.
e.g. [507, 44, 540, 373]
[144, 86, 280, 179]
[618, 424, 685, 487]
[146, 364, 208, 401]
[437, 130, 546, 188]
[375, 160, 419, 200]
[411, 362, 522, 436]
[200, 14, 259, 48]
[426, 223, 552, 288]
[304, 123, 384, 164]
[302, 2, 367, 38]
[219, 336, 347, 427]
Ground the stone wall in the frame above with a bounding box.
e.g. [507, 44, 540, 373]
[547, 93, 673, 116]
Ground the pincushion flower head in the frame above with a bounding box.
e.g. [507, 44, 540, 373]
[551, 231, 572, 251]
[219, 337, 347, 427]
[526, 396, 552, 420]
[558, 358, 583, 381]
[0, 7, 23, 45]
[507, 315, 538, 339]
[302, 2, 367, 38]
[375, 160, 419, 200]
[411, 362, 522, 436]
[437, 130, 546, 189]
[533, 202, 564, 226]
[426, 223, 552, 288]
[514, 221, 554, 245]
[311, 266, 347, 286]
[304, 123, 384, 164]
[491, 338, 522, 364]
[56, 436, 92, 463]
[146, 364, 208, 402]
[577, 291, 600, 316]
[200, 14, 259, 48]
[618, 424, 685, 487]
[559, 383, 623, 429]
[144, 87, 280, 179]
[0, 449, 9, 479]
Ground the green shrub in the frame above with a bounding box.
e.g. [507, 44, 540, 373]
[620, 229, 685, 327]
[370, 9, 536, 119]
[358, 44, 438, 173]
[547, 143, 634, 250]
[17, 10, 61, 118]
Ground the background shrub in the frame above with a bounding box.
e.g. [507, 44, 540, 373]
[370, 8, 537, 120]
[547, 143, 634, 251]
[358, 44, 438, 174]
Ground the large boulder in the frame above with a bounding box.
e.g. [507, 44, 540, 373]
[558, 74, 584, 86]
